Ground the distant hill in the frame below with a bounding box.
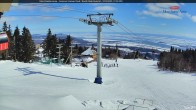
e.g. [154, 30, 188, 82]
[32, 32, 196, 55]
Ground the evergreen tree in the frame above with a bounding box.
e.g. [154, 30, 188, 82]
[91, 44, 94, 49]
[50, 34, 58, 58]
[78, 46, 83, 54]
[1, 22, 12, 60]
[7, 25, 14, 59]
[74, 44, 78, 49]
[21, 27, 35, 63]
[62, 35, 73, 64]
[170, 46, 174, 52]
[134, 50, 139, 59]
[43, 28, 52, 57]
[65, 35, 73, 47]
[2, 21, 8, 32]
[115, 44, 120, 57]
[43, 29, 57, 58]
[13, 26, 35, 62]
[14, 26, 22, 61]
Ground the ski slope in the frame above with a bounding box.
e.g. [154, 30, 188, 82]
[0, 59, 196, 110]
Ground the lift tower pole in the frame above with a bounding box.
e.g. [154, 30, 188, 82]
[80, 13, 117, 84]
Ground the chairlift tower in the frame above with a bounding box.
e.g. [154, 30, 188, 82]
[80, 13, 118, 84]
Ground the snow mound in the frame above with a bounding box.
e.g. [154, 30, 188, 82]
[58, 95, 85, 110]
[0, 95, 85, 110]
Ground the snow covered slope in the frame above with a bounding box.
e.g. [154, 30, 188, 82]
[0, 59, 196, 110]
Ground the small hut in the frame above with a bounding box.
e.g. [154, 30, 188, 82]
[81, 47, 97, 60]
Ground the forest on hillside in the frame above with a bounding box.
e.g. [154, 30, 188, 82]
[158, 46, 196, 72]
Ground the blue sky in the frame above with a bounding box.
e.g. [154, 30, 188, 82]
[1, 3, 196, 39]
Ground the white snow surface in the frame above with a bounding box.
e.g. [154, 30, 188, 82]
[0, 59, 196, 110]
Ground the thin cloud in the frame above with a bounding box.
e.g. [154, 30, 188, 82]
[191, 16, 196, 22]
[141, 3, 182, 19]
[39, 16, 57, 20]
[186, 13, 196, 23]
[0, 16, 17, 24]
[155, 3, 179, 8]
[10, 3, 71, 13]
[94, 6, 116, 11]
[143, 10, 181, 19]
[22, 16, 57, 22]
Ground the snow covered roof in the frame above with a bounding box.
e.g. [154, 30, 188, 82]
[81, 47, 96, 56]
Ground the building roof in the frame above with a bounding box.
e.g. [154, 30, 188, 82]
[81, 47, 96, 56]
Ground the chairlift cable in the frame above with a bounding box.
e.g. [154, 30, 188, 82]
[102, 25, 119, 33]
[104, 23, 144, 52]
[117, 22, 144, 49]
[4, 15, 81, 19]
[116, 24, 137, 39]
[118, 22, 140, 38]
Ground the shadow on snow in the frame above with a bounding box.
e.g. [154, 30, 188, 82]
[15, 67, 89, 81]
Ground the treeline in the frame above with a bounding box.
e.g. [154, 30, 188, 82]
[1, 22, 35, 63]
[42, 28, 89, 64]
[1, 21, 92, 64]
[1, 21, 90, 64]
[123, 50, 142, 59]
[42, 31, 122, 63]
[123, 50, 158, 60]
[42, 28, 73, 63]
[102, 45, 120, 59]
[158, 46, 196, 72]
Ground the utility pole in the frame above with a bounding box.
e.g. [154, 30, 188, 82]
[80, 13, 118, 84]
[116, 43, 118, 62]
[56, 44, 63, 64]
[65, 45, 73, 67]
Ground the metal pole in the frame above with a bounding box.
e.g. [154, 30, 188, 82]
[79, 13, 117, 84]
[94, 24, 102, 84]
